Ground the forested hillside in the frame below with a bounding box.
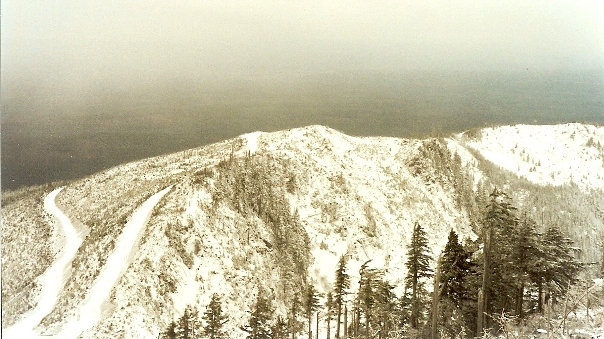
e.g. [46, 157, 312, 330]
[2, 123, 603, 338]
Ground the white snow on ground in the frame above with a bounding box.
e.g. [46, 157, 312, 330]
[462, 123, 604, 191]
[241, 131, 262, 155]
[3, 187, 84, 339]
[260, 126, 472, 300]
[56, 186, 172, 339]
[7, 124, 601, 338]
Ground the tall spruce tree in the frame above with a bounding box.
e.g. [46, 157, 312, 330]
[303, 284, 320, 339]
[325, 292, 334, 339]
[175, 305, 201, 339]
[541, 227, 583, 302]
[272, 316, 288, 339]
[357, 260, 383, 335]
[289, 293, 302, 339]
[202, 294, 228, 339]
[243, 294, 273, 339]
[478, 189, 517, 332]
[439, 229, 476, 336]
[334, 255, 350, 338]
[440, 230, 474, 304]
[405, 221, 433, 329]
[161, 321, 178, 339]
[374, 277, 397, 338]
[510, 215, 542, 318]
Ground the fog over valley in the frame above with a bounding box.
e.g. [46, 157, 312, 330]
[3, 2, 604, 337]
[2, 70, 603, 189]
[2, 0, 602, 189]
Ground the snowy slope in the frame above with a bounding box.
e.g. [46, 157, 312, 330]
[3, 187, 83, 339]
[2, 123, 603, 338]
[57, 186, 172, 338]
[461, 123, 604, 191]
[73, 125, 478, 337]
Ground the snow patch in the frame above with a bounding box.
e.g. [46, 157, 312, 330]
[241, 131, 262, 155]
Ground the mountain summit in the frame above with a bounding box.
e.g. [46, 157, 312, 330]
[2, 123, 603, 338]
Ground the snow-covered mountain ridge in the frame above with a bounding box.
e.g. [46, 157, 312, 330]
[460, 123, 604, 191]
[2, 123, 603, 338]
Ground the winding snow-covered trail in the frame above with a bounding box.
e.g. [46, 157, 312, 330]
[56, 185, 172, 339]
[3, 187, 83, 339]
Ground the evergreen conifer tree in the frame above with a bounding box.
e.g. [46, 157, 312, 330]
[439, 229, 476, 335]
[509, 215, 542, 317]
[161, 321, 178, 339]
[272, 316, 288, 339]
[478, 189, 517, 332]
[202, 294, 228, 339]
[334, 255, 350, 338]
[357, 260, 385, 335]
[374, 277, 397, 338]
[243, 294, 273, 339]
[325, 292, 334, 339]
[303, 284, 320, 339]
[174, 305, 202, 339]
[440, 230, 473, 304]
[405, 221, 433, 329]
[289, 292, 302, 339]
[541, 226, 583, 301]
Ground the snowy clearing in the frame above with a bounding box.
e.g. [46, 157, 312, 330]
[3, 187, 83, 339]
[56, 186, 172, 339]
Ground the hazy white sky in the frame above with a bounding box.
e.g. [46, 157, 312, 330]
[2, 0, 603, 89]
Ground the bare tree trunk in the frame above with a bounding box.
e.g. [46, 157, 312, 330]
[587, 287, 590, 319]
[354, 306, 361, 338]
[316, 312, 319, 339]
[516, 283, 524, 318]
[477, 288, 484, 337]
[292, 318, 296, 339]
[350, 310, 354, 338]
[479, 226, 492, 332]
[351, 308, 356, 338]
[411, 271, 419, 328]
[327, 312, 331, 339]
[343, 305, 347, 338]
[431, 257, 442, 339]
[336, 304, 342, 339]
[601, 236, 604, 276]
[365, 309, 370, 338]
[537, 281, 543, 313]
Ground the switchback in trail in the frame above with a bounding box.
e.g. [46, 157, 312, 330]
[3, 187, 84, 339]
[56, 185, 172, 339]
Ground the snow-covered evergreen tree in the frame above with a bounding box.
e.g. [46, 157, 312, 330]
[242, 293, 273, 339]
[478, 189, 518, 332]
[333, 255, 349, 338]
[202, 294, 228, 339]
[303, 284, 320, 339]
[439, 229, 476, 336]
[405, 222, 433, 329]
[176, 305, 202, 339]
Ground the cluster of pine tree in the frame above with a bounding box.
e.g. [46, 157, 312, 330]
[161, 294, 228, 339]
[160, 188, 583, 338]
[473, 189, 583, 336]
[320, 189, 583, 338]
